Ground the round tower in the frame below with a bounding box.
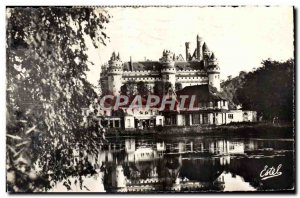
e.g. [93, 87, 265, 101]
[107, 52, 123, 95]
[207, 53, 220, 91]
[160, 50, 176, 92]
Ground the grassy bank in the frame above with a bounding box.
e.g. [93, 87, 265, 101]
[106, 122, 294, 139]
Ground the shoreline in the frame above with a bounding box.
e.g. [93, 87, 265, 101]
[105, 122, 294, 139]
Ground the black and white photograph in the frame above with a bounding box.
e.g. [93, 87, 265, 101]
[5, 5, 295, 193]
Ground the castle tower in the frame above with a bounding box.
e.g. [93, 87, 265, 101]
[160, 50, 176, 93]
[207, 52, 221, 91]
[196, 35, 203, 60]
[185, 42, 190, 61]
[107, 52, 123, 95]
[202, 42, 211, 68]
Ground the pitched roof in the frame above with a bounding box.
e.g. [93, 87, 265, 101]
[123, 61, 163, 71]
[176, 84, 227, 101]
[123, 61, 205, 71]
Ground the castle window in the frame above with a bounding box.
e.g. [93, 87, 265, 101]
[127, 119, 131, 127]
[192, 114, 200, 125]
[228, 114, 233, 119]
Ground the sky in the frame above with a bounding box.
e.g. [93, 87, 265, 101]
[85, 6, 294, 87]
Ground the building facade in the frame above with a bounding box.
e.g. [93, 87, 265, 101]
[100, 35, 221, 95]
[85, 35, 256, 129]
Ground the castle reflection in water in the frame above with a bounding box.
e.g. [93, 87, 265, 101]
[80, 137, 292, 192]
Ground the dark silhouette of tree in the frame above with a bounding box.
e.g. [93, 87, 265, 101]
[175, 82, 183, 91]
[236, 59, 294, 121]
[153, 81, 172, 95]
[120, 80, 136, 96]
[137, 81, 149, 96]
[6, 7, 110, 192]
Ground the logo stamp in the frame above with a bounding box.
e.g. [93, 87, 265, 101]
[260, 164, 282, 180]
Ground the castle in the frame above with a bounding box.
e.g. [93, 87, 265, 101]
[82, 35, 257, 129]
[100, 35, 220, 95]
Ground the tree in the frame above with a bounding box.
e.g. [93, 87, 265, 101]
[6, 7, 110, 192]
[175, 82, 182, 91]
[137, 81, 149, 96]
[236, 59, 294, 121]
[153, 81, 171, 95]
[120, 80, 136, 96]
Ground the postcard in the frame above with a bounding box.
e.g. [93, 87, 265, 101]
[6, 6, 295, 193]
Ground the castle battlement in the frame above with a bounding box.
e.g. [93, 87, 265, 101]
[100, 35, 220, 95]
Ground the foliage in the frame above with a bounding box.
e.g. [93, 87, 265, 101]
[121, 81, 150, 96]
[6, 7, 110, 192]
[221, 71, 247, 109]
[153, 81, 172, 95]
[120, 80, 137, 96]
[221, 59, 294, 121]
[175, 82, 182, 91]
[236, 59, 294, 121]
[137, 81, 149, 96]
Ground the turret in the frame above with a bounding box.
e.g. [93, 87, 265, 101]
[196, 35, 203, 60]
[207, 52, 220, 91]
[107, 52, 123, 95]
[160, 50, 176, 92]
[202, 42, 211, 68]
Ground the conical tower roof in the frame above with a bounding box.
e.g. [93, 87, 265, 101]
[202, 42, 210, 51]
[210, 52, 216, 59]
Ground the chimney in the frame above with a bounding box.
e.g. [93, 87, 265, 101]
[185, 42, 190, 61]
[196, 34, 202, 60]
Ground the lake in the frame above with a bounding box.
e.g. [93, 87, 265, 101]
[66, 134, 293, 193]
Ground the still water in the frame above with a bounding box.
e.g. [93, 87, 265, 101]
[51, 135, 294, 192]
